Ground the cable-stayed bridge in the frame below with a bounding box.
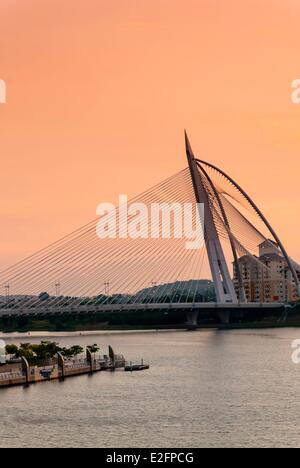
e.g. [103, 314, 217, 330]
[0, 133, 299, 327]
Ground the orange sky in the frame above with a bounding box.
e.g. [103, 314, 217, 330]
[0, 0, 300, 270]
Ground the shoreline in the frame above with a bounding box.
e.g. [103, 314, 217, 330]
[2, 321, 300, 338]
[0, 328, 188, 339]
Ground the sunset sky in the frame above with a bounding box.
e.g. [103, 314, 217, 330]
[0, 0, 300, 272]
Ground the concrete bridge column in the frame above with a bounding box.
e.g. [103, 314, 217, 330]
[186, 309, 199, 330]
[218, 310, 230, 324]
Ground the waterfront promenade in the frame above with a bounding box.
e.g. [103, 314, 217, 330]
[0, 345, 125, 388]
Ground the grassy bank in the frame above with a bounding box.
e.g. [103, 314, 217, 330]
[0, 309, 188, 333]
[0, 304, 300, 333]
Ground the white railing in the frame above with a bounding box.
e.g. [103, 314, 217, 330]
[64, 360, 89, 370]
[0, 371, 23, 381]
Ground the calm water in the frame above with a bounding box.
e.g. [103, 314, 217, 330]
[0, 328, 300, 448]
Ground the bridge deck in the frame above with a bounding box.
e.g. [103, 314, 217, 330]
[0, 302, 285, 317]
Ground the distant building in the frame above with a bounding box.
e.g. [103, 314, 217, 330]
[233, 240, 300, 303]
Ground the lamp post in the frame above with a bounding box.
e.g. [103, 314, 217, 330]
[4, 283, 10, 304]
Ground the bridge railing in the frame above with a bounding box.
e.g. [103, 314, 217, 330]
[0, 371, 24, 381]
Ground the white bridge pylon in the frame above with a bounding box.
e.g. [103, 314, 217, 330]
[185, 131, 240, 304]
[184, 130, 300, 304]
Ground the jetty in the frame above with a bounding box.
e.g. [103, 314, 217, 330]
[124, 360, 150, 372]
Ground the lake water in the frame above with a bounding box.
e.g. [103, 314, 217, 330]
[0, 328, 300, 448]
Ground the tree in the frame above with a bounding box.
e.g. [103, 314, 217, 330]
[60, 345, 83, 358]
[31, 341, 60, 359]
[87, 344, 100, 355]
[17, 343, 35, 360]
[69, 345, 84, 357]
[60, 347, 72, 358]
[4, 341, 84, 361]
[5, 344, 18, 356]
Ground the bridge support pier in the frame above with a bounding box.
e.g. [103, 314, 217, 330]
[218, 310, 230, 324]
[186, 309, 199, 330]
